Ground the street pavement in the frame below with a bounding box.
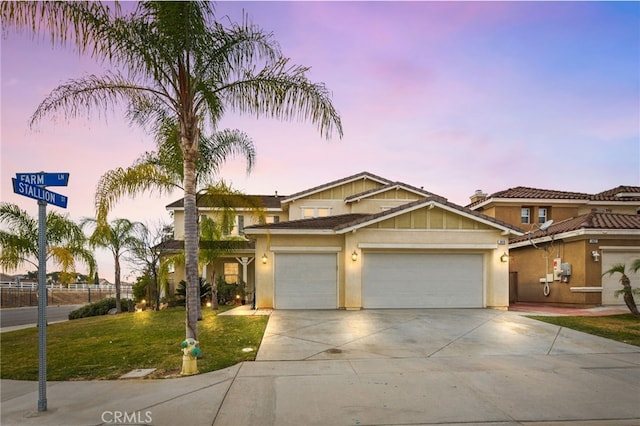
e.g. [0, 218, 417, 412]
[1, 307, 639, 426]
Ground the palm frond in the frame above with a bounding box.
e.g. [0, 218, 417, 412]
[216, 58, 343, 139]
[95, 163, 180, 223]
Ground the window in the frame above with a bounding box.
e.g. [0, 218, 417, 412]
[302, 207, 331, 218]
[538, 208, 548, 224]
[229, 215, 244, 235]
[223, 263, 239, 284]
[521, 207, 531, 224]
[259, 215, 280, 224]
[266, 215, 280, 224]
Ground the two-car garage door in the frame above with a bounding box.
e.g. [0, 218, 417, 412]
[363, 253, 484, 308]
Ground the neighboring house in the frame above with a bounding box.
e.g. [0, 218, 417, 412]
[468, 186, 640, 307]
[163, 172, 523, 310]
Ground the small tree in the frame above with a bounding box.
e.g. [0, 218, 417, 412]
[602, 262, 640, 316]
[125, 221, 169, 310]
[81, 218, 142, 313]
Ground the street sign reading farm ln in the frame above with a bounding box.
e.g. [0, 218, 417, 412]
[12, 178, 68, 208]
[15, 172, 69, 187]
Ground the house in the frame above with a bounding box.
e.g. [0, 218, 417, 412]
[468, 186, 640, 307]
[163, 172, 523, 309]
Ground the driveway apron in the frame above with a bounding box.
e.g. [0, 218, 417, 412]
[215, 309, 640, 425]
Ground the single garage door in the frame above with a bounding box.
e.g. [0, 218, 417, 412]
[601, 249, 640, 305]
[363, 253, 483, 308]
[275, 253, 337, 309]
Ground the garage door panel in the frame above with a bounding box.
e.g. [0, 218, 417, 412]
[602, 250, 640, 306]
[363, 253, 483, 308]
[275, 253, 337, 309]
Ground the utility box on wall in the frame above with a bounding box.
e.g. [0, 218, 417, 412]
[560, 263, 571, 283]
[553, 258, 562, 281]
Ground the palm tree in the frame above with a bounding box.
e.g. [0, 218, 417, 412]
[95, 117, 256, 224]
[1, 2, 342, 351]
[602, 262, 640, 316]
[81, 218, 142, 313]
[0, 202, 95, 281]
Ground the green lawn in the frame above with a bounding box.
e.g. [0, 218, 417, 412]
[0, 307, 269, 380]
[527, 314, 640, 347]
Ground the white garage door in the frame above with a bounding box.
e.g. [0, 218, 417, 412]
[601, 249, 640, 306]
[275, 253, 337, 309]
[363, 253, 483, 308]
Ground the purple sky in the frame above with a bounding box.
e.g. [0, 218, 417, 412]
[2, 1, 639, 282]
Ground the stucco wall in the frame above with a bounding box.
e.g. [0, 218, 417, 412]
[510, 237, 640, 306]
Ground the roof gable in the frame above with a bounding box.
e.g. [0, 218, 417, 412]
[336, 198, 521, 235]
[281, 172, 391, 204]
[345, 182, 446, 203]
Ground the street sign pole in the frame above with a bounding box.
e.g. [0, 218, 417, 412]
[37, 199, 47, 412]
[12, 171, 69, 413]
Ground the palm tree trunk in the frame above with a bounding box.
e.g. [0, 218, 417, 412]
[621, 274, 640, 315]
[114, 254, 121, 313]
[183, 143, 200, 340]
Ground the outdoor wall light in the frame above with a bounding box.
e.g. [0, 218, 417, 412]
[591, 250, 600, 262]
[500, 252, 509, 263]
[351, 251, 358, 261]
[261, 253, 268, 264]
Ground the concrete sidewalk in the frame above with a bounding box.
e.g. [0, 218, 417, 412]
[2, 308, 639, 425]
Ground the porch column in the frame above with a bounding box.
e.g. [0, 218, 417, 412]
[235, 257, 255, 306]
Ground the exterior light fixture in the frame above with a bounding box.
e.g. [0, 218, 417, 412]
[591, 250, 600, 262]
[500, 252, 509, 263]
[261, 253, 268, 264]
[351, 251, 358, 261]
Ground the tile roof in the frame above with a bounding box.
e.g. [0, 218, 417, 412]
[592, 186, 640, 200]
[510, 212, 640, 243]
[155, 239, 255, 251]
[468, 185, 640, 208]
[487, 186, 591, 201]
[244, 214, 370, 231]
[281, 171, 392, 203]
[166, 194, 284, 209]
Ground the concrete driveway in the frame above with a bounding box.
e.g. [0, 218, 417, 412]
[216, 309, 640, 425]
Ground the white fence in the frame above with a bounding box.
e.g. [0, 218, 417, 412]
[0, 281, 133, 308]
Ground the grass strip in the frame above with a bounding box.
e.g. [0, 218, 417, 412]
[527, 314, 640, 347]
[1, 307, 268, 380]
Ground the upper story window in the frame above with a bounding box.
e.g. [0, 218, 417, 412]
[258, 215, 281, 225]
[521, 207, 531, 224]
[538, 207, 548, 224]
[229, 215, 244, 235]
[302, 207, 331, 219]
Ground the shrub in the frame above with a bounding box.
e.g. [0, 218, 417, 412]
[68, 297, 132, 320]
[216, 277, 245, 305]
[174, 278, 211, 306]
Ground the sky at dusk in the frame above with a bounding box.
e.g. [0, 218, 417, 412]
[1, 1, 639, 282]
